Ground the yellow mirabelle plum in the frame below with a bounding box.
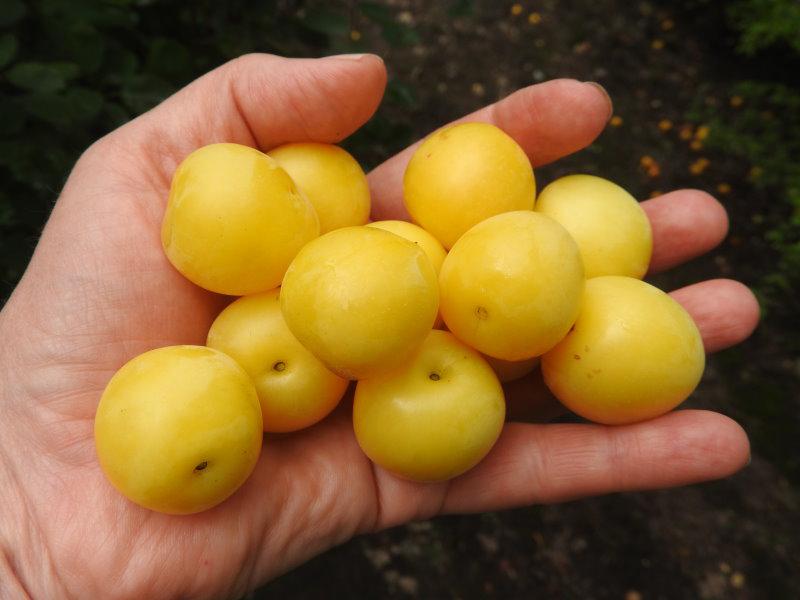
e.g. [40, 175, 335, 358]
[161, 143, 319, 295]
[280, 226, 439, 380]
[269, 143, 370, 234]
[94, 346, 263, 514]
[541, 276, 705, 425]
[535, 174, 653, 278]
[439, 211, 584, 360]
[354, 330, 505, 482]
[207, 289, 349, 433]
[482, 354, 540, 383]
[366, 220, 447, 275]
[367, 219, 448, 329]
[403, 122, 536, 249]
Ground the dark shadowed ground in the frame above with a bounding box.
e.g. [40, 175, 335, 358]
[260, 2, 800, 598]
[2, 1, 798, 598]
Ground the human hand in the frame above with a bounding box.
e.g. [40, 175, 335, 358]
[0, 54, 758, 598]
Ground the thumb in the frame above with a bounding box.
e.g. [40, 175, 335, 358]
[4, 53, 386, 356]
[116, 53, 387, 183]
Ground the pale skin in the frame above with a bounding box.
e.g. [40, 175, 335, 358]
[0, 54, 759, 598]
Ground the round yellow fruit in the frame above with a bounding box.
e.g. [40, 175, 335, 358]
[541, 276, 705, 425]
[482, 354, 540, 383]
[366, 220, 447, 275]
[161, 143, 319, 295]
[354, 330, 505, 482]
[403, 122, 536, 249]
[367, 219, 448, 329]
[439, 211, 584, 360]
[281, 226, 439, 380]
[535, 174, 652, 278]
[207, 289, 349, 433]
[94, 345, 263, 514]
[269, 142, 370, 234]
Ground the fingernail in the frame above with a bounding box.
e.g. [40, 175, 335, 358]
[584, 81, 613, 122]
[746, 454, 752, 467]
[328, 53, 382, 62]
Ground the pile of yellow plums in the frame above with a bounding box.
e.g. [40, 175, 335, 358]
[94, 123, 705, 514]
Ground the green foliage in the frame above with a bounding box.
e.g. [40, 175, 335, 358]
[682, 0, 800, 325]
[727, 0, 800, 55]
[691, 81, 800, 316]
[0, 0, 420, 297]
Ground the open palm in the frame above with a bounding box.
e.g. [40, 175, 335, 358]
[0, 54, 758, 598]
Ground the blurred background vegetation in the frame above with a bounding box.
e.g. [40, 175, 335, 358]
[2, 0, 799, 598]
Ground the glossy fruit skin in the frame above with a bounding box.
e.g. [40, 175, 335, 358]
[161, 143, 319, 295]
[535, 174, 652, 279]
[269, 142, 370, 234]
[281, 226, 439, 380]
[366, 220, 447, 275]
[94, 346, 263, 514]
[482, 355, 540, 383]
[207, 289, 349, 433]
[542, 276, 705, 425]
[403, 122, 536, 249]
[439, 211, 584, 361]
[367, 219, 448, 329]
[354, 330, 505, 482]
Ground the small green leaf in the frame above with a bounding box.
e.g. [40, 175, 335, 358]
[103, 45, 139, 84]
[0, 0, 26, 28]
[103, 102, 130, 128]
[386, 80, 417, 107]
[121, 73, 175, 115]
[0, 95, 25, 134]
[64, 87, 104, 121]
[359, 2, 420, 46]
[0, 202, 14, 227]
[0, 33, 18, 68]
[301, 8, 350, 37]
[63, 31, 106, 74]
[380, 21, 420, 47]
[359, 2, 393, 25]
[448, 0, 476, 17]
[25, 88, 104, 126]
[147, 38, 191, 80]
[6, 61, 80, 93]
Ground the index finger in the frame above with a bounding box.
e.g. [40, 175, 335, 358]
[368, 79, 612, 221]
